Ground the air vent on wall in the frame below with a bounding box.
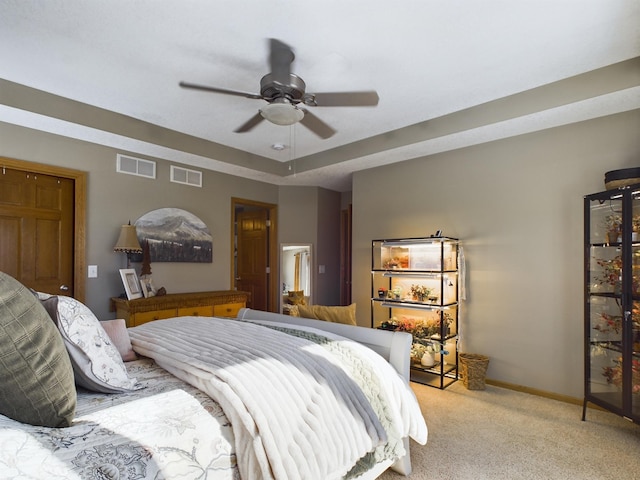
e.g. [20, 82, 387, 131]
[171, 165, 202, 187]
[116, 154, 156, 179]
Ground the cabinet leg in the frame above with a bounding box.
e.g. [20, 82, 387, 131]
[581, 399, 587, 421]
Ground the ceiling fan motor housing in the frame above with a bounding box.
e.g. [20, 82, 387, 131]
[260, 73, 306, 103]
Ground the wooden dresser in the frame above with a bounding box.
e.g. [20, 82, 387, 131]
[111, 290, 249, 327]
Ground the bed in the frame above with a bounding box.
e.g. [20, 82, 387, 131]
[0, 272, 427, 480]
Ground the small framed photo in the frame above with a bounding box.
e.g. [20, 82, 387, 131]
[119, 269, 143, 300]
[140, 276, 157, 298]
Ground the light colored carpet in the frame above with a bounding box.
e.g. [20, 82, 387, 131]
[379, 381, 640, 480]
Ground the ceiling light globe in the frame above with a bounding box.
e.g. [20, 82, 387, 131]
[260, 103, 304, 126]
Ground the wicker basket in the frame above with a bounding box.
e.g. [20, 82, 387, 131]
[605, 168, 640, 190]
[459, 353, 489, 390]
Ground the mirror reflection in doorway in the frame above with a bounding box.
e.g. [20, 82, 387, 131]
[280, 244, 312, 313]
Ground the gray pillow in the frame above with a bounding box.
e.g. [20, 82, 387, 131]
[0, 272, 76, 427]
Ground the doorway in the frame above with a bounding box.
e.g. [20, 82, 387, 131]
[0, 157, 87, 302]
[280, 243, 312, 313]
[231, 198, 278, 312]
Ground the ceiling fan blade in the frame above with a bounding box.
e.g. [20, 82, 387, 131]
[234, 112, 265, 133]
[299, 109, 336, 139]
[179, 81, 263, 100]
[269, 38, 294, 85]
[305, 91, 379, 107]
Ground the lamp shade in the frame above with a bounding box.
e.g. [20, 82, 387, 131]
[113, 224, 142, 254]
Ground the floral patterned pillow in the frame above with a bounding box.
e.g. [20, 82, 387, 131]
[54, 296, 142, 393]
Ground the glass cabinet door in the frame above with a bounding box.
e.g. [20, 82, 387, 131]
[632, 192, 640, 417]
[585, 187, 640, 421]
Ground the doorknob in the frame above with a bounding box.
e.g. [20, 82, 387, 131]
[235, 277, 241, 281]
[59, 285, 69, 291]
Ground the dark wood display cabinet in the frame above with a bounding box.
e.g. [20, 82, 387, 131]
[583, 185, 640, 423]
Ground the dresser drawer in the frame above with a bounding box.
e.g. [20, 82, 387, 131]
[214, 302, 244, 318]
[133, 308, 178, 326]
[178, 305, 214, 317]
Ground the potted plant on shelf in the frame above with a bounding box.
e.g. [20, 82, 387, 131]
[410, 284, 431, 302]
[409, 338, 442, 366]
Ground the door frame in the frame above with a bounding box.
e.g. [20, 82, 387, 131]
[1, 157, 87, 302]
[231, 197, 278, 312]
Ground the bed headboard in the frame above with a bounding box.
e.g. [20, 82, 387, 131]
[236, 308, 412, 383]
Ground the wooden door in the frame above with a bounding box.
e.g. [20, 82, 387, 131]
[0, 167, 74, 296]
[236, 209, 269, 310]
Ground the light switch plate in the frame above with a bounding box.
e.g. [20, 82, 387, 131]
[88, 265, 98, 278]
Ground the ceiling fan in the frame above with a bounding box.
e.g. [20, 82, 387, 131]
[179, 39, 379, 139]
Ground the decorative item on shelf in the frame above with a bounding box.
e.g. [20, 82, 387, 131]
[391, 286, 402, 299]
[395, 313, 453, 340]
[602, 357, 640, 394]
[596, 255, 639, 293]
[443, 339, 457, 364]
[596, 303, 640, 334]
[139, 239, 157, 298]
[383, 258, 399, 269]
[140, 240, 152, 276]
[594, 312, 623, 334]
[633, 215, 640, 242]
[420, 348, 436, 367]
[411, 338, 447, 368]
[410, 342, 426, 364]
[379, 320, 398, 331]
[410, 341, 434, 365]
[113, 221, 143, 269]
[377, 287, 387, 298]
[410, 284, 431, 302]
[604, 213, 622, 244]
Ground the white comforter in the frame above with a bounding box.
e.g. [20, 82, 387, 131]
[0, 359, 238, 480]
[129, 317, 426, 480]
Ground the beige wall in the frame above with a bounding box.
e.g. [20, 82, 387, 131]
[352, 109, 640, 398]
[3, 107, 638, 398]
[0, 122, 345, 319]
[278, 186, 342, 306]
[0, 122, 281, 319]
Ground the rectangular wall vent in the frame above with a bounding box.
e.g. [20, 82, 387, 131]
[116, 154, 156, 179]
[171, 165, 202, 187]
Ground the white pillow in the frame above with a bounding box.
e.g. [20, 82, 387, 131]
[55, 296, 141, 393]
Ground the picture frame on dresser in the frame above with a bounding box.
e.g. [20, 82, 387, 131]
[119, 268, 143, 300]
[140, 276, 156, 298]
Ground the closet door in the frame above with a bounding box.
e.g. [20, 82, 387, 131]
[236, 208, 269, 311]
[0, 167, 74, 296]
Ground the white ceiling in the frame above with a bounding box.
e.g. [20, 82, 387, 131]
[0, 0, 639, 191]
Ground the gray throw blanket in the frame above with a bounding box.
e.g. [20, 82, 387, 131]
[129, 317, 391, 480]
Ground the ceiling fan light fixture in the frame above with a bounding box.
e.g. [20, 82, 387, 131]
[260, 103, 304, 126]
